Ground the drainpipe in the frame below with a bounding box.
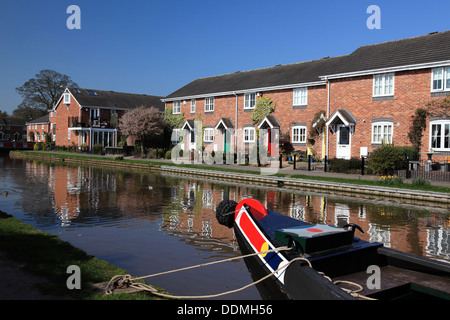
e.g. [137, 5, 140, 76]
[233, 92, 238, 151]
[325, 77, 330, 158]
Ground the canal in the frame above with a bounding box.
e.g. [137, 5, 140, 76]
[0, 155, 449, 300]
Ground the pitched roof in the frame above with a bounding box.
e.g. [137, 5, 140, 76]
[26, 115, 49, 125]
[323, 30, 450, 77]
[66, 87, 165, 111]
[165, 55, 346, 100]
[165, 31, 450, 100]
[1, 117, 26, 126]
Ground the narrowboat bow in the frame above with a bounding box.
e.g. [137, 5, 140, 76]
[216, 198, 450, 300]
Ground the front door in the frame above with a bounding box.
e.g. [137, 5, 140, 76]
[336, 125, 351, 159]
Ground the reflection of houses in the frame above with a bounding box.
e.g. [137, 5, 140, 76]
[0, 117, 27, 141]
[50, 87, 164, 150]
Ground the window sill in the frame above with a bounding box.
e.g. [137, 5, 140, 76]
[431, 91, 450, 98]
[372, 95, 394, 102]
[293, 105, 307, 110]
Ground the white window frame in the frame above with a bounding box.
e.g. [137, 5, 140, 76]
[191, 99, 196, 113]
[293, 88, 308, 106]
[173, 101, 181, 114]
[203, 128, 214, 142]
[430, 120, 450, 151]
[292, 126, 306, 144]
[243, 127, 255, 143]
[205, 97, 214, 112]
[431, 67, 450, 92]
[372, 122, 393, 144]
[373, 73, 394, 97]
[244, 93, 256, 110]
[63, 92, 71, 104]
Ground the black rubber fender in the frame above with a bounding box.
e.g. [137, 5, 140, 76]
[215, 199, 237, 228]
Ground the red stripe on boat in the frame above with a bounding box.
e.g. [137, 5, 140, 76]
[239, 210, 266, 251]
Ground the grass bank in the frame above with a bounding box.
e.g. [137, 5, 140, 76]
[0, 210, 166, 300]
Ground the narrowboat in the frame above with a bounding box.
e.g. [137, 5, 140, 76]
[216, 198, 450, 300]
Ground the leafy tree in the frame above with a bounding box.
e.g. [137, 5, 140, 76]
[16, 69, 78, 112]
[118, 106, 165, 155]
[0, 110, 8, 117]
[251, 96, 276, 124]
[426, 94, 450, 117]
[408, 108, 428, 153]
[164, 107, 184, 128]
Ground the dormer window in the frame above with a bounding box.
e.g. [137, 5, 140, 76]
[63, 93, 71, 104]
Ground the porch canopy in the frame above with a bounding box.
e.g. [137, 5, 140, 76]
[181, 119, 195, 131]
[215, 118, 234, 131]
[326, 109, 357, 134]
[257, 115, 280, 130]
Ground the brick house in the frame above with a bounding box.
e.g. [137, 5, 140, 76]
[26, 115, 51, 142]
[51, 87, 164, 150]
[0, 117, 27, 142]
[164, 31, 450, 162]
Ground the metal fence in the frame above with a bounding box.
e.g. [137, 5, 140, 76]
[397, 160, 450, 182]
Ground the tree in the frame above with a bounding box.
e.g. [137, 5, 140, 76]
[426, 94, 450, 117]
[118, 106, 165, 155]
[0, 110, 8, 118]
[16, 70, 78, 112]
[408, 108, 428, 153]
[12, 102, 47, 120]
[251, 96, 276, 124]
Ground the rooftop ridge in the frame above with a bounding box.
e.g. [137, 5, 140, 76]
[193, 54, 350, 81]
[353, 30, 450, 51]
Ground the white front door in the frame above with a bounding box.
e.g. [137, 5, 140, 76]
[336, 125, 351, 159]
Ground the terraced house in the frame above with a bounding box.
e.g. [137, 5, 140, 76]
[164, 31, 450, 162]
[51, 87, 164, 150]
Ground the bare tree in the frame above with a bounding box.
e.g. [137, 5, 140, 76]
[16, 69, 78, 112]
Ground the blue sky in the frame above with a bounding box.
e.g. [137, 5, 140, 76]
[1, 0, 449, 115]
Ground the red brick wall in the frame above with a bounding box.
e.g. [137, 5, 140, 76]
[54, 98, 80, 147]
[166, 85, 327, 156]
[328, 69, 445, 160]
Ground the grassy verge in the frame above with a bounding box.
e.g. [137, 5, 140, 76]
[16, 150, 449, 194]
[0, 210, 166, 300]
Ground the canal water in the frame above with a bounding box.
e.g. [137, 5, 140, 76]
[0, 155, 449, 300]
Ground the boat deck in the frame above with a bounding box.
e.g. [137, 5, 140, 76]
[333, 265, 450, 299]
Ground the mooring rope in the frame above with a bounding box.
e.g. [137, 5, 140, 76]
[104, 244, 376, 300]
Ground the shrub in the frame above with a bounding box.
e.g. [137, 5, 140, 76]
[368, 143, 405, 175]
[329, 157, 362, 173]
[93, 143, 103, 155]
[157, 148, 165, 158]
[113, 155, 124, 161]
[412, 177, 431, 186]
[33, 142, 42, 151]
[146, 148, 157, 159]
[165, 150, 172, 159]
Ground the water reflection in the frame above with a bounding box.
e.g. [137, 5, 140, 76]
[1, 156, 449, 299]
